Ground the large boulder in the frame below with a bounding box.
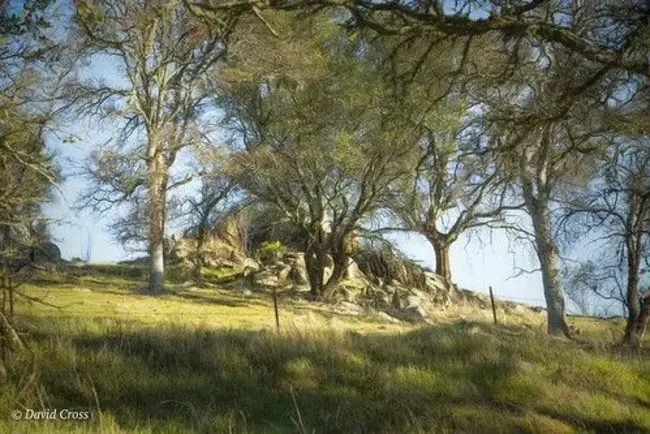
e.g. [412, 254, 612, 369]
[354, 246, 427, 290]
[334, 301, 365, 316]
[289, 263, 308, 286]
[381, 288, 435, 323]
[251, 261, 296, 289]
[344, 259, 362, 280]
[242, 257, 261, 272]
[276, 263, 292, 283]
[284, 252, 309, 286]
[424, 272, 450, 293]
[169, 212, 250, 268]
[253, 270, 280, 288]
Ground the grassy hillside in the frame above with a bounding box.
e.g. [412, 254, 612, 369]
[2, 264, 650, 433]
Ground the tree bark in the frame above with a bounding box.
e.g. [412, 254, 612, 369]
[0, 233, 6, 387]
[633, 290, 650, 342]
[193, 225, 206, 283]
[322, 249, 348, 301]
[621, 194, 646, 347]
[530, 206, 571, 336]
[622, 242, 641, 345]
[0, 315, 6, 386]
[623, 289, 650, 347]
[305, 244, 324, 297]
[431, 239, 452, 287]
[147, 133, 168, 294]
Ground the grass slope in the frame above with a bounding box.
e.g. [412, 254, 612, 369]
[2, 264, 650, 433]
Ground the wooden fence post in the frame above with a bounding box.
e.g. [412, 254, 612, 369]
[489, 286, 498, 325]
[272, 286, 280, 332]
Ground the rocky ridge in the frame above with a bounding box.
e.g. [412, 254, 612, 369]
[191, 250, 535, 324]
[166, 218, 540, 324]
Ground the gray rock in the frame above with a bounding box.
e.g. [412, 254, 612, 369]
[323, 266, 333, 283]
[254, 271, 279, 288]
[288, 256, 308, 286]
[335, 301, 365, 316]
[406, 295, 422, 309]
[424, 272, 448, 292]
[377, 311, 401, 323]
[282, 252, 301, 262]
[404, 305, 429, 321]
[345, 259, 361, 280]
[219, 259, 237, 269]
[243, 257, 261, 271]
[275, 263, 292, 284]
[373, 292, 391, 308]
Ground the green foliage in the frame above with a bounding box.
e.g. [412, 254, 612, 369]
[257, 240, 286, 263]
[220, 12, 436, 296]
[76, 0, 105, 27]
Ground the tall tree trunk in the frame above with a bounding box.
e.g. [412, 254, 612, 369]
[305, 244, 324, 297]
[147, 134, 168, 294]
[622, 239, 641, 345]
[193, 224, 206, 283]
[430, 238, 452, 286]
[0, 228, 6, 386]
[633, 290, 650, 343]
[0, 312, 6, 386]
[530, 207, 570, 336]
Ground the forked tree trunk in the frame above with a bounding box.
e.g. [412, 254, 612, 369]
[322, 249, 348, 301]
[623, 289, 650, 347]
[147, 134, 168, 294]
[621, 198, 647, 347]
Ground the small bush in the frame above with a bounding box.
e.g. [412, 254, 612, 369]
[257, 240, 286, 263]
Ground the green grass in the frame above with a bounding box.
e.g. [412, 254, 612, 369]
[2, 264, 650, 433]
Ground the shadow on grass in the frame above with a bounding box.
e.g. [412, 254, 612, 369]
[171, 291, 253, 308]
[537, 408, 650, 434]
[7, 319, 650, 433]
[40, 263, 197, 287]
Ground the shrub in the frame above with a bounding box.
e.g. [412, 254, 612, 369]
[257, 240, 286, 263]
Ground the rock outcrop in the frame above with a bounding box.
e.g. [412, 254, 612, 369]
[168, 213, 249, 268]
[166, 216, 515, 324]
[239, 247, 456, 323]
